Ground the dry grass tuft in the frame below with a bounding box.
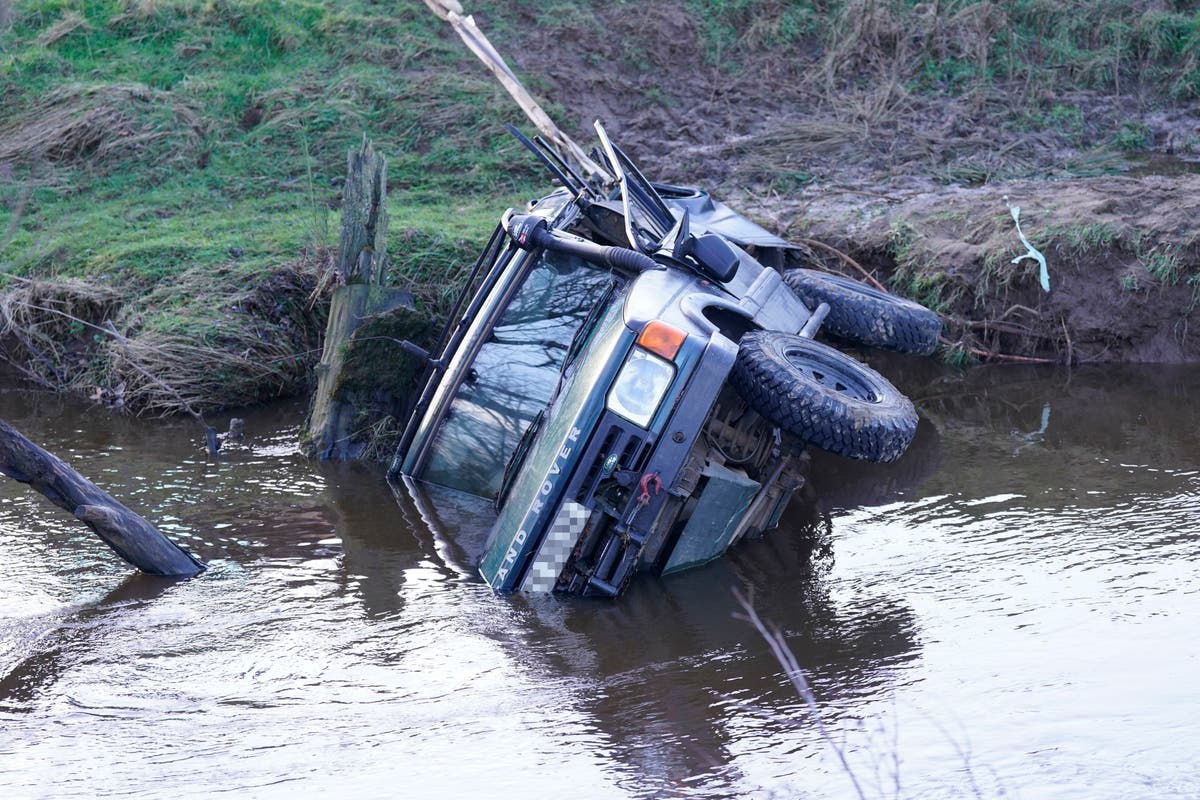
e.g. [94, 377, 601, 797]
[102, 263, 325, 413]
[121, 0, 161, 20]
[0, 84, 203, 167]
[809, 0, 1009, 124]
[0, 277, 124, 388]
[719, 119, 865, 187]
[105, 330, 302, 414]
[36, 10, 92, 46]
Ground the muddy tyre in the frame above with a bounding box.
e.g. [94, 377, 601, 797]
[731, 331, 918, 463]
[783, 269, 942, 356]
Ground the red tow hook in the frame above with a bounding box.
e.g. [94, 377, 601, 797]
[637, 471, 663, 505]
[622, 471, 664, 541]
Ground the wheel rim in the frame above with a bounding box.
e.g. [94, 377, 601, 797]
[781, 344, 880, 402]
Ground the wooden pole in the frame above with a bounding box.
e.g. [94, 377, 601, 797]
[303, 137, 417, 460]
[337, 135, 389, 285]
[0, 418, 207, 576]
[422, 0, 609, 180]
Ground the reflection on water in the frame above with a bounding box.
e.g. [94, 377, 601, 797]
[1124, 153, 1200, 178]
[2, 363, 1199, 799]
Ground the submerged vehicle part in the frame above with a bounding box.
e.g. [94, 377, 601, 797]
[389, 124, 937, 598]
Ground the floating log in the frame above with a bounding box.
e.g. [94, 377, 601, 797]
[0, 417, 206, 577]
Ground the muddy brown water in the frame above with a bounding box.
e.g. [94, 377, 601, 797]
[2, 360, 1198, 799]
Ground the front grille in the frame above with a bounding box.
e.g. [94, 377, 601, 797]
[574, 425, 621, 502]
[620, 434, 647, 472]
[572, 417, 649, 504]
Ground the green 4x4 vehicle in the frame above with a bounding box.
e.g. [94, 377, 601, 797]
[389, 124, 940, 598]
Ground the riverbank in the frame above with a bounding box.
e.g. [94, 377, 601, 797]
[763, 171, 1200, 364]
[3, 1, 1199, 417]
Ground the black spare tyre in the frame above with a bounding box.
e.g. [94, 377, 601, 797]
[731, 331, 918, 463]
[783, 269, 942, 356]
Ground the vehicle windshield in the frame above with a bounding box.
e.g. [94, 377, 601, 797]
[420, 250, 617, 498]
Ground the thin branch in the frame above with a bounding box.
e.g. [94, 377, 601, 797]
[734, 587, 868, 800]
[940, 335, 1057, 364]
[795, 237, 889, 292]
[1060, 317, 1073, 366]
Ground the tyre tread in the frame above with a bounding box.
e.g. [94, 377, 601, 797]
[783, 269, 942, 356]
[731, 331, 918, 462]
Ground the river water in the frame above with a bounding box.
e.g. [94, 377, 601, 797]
[1, 360, 1198, 800]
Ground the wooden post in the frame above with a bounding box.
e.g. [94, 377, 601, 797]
[0, 418, 207, 577]
[337, 135, 389, 286]
[422, 0, 608, 179]
[303, 136, 421, 460]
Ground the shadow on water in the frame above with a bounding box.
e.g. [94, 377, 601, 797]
[518, 551, 920, 794]
[1123, 153, 1200, 178]
[5, 362, 1200, 797]
[818, 355, 1200, 510]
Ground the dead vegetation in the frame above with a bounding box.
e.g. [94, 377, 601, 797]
[784, 173, 1200, 365]
[0, 277, 124, 388]
[0, 260, 326, 414]
[4, 0, 1200, 419]
[0, 84, 204, 168]
[35, 9, 91, 46]
[511, 1, 1199, 194]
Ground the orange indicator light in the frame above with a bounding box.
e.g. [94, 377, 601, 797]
[637, 320, 687, 361]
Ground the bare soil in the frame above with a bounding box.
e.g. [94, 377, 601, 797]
[494, 2, 1200, 364]
[781, 174, 1200, 363]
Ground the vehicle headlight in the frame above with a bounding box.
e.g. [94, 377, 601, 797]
[606, 348, 675, 428]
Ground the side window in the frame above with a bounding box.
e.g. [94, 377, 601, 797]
[421, 251, 616, 497]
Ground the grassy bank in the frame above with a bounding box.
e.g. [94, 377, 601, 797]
[2, 0, 1198, 412]
[0, 0, 545, 410]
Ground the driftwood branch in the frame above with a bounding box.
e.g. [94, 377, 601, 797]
[0, 417, 206, 576]
[795, 237, 889, 292]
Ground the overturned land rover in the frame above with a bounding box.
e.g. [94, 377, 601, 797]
[388, 124, 940, 598]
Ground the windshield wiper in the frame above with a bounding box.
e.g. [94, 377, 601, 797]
[562, 278, 618, 374]
[495, 408, 544, 512]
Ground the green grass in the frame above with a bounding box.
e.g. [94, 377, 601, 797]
[0, 0, 555, 409]
[691, 0, 1200, 102]
[1140, 245, 1182, 285]
[4, 0, 1200, 408]
[1113, 121, 1154, 152]
[1047, 221, 1119, 255]
[686, 0, 820, 64]
[6, 0, 1198, 297]
[886, 219, 963, 314]
[0, 0, 545, 299]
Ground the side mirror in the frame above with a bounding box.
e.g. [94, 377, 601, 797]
[690, 233, 739, 283]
